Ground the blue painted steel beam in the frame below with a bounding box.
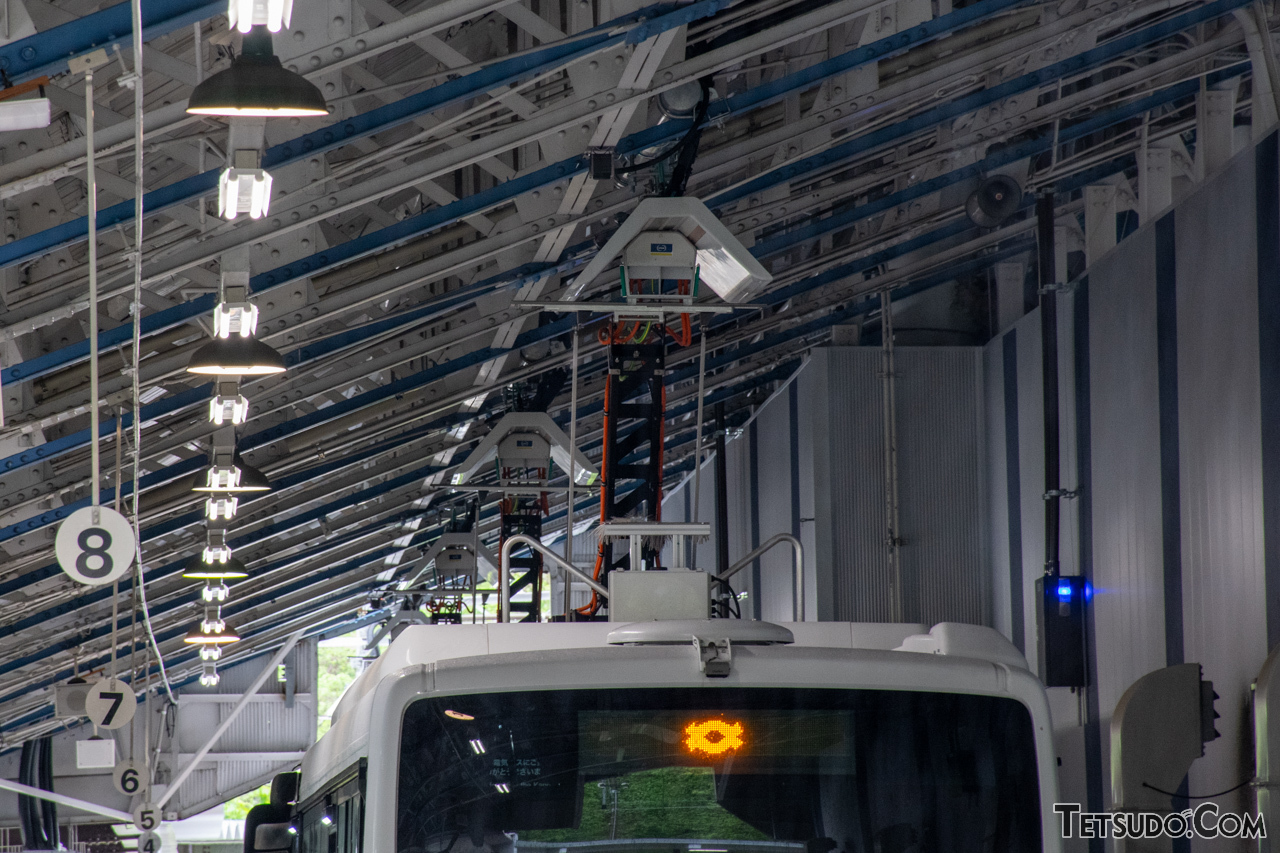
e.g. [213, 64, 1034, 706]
[0, 395, 772, 698]
[0, 0, 222, 81]
[744, 62, 1246, 260]
[0, 583, 386, 734]
[0, 256, 579, 483]
[0, 0, 1037, 387]
[0, 512, 442, 685]
[0, 49, 1162, 491]
[704, 0, 1252, 212]
[0, 347, 790, 629]
[0, 0, 729, 274]
[701, 153, 1138, 341]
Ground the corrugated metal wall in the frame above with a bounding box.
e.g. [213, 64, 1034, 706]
[806, 347, 989, 625]
[1171, 143, 1266, 815]
[661, 372, 810, 622]
[984, 128, 1280, 841]
[894, 348, 990, 626]
[663, 347, 989, 627]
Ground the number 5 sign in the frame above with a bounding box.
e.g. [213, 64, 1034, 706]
[85, 679, 136, 730]
[55, 506, 135, 586]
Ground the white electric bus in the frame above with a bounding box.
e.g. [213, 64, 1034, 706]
[246, 620, 1060, 853]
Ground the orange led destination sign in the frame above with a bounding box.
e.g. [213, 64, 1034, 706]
[683, 718, 746, 757]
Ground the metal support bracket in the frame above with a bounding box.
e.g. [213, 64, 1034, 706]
[1044, 488, 1079, 500]
[695, 636, 731, 677]
[1037, 281, 1078, 295]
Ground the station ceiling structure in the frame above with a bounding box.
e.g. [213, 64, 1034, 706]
[0, 0, 1269, 744]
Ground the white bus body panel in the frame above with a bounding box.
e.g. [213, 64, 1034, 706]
[300, 622, 1060, 853]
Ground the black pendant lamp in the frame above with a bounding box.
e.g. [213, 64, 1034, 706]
[183, 622, 241, 644]
[187, 336, 287, 375]
[183, 555, 250, 579]
[187, 27, 327, 118]
[191, 455, 274, 493]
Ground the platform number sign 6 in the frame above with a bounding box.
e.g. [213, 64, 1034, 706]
[113, 761, 141, 796]
[136, 831, 161, 853]
[54, 506, 135, 586]
[84, 678, 136, 730]
[132, 803, 160, 833]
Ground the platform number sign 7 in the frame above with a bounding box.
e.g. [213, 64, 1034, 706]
[85, 679, 136, 730]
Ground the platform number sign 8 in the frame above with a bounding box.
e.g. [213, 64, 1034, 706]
[113, 761, 141, 796]
[84, 678, 136, 730]
[54, 506, 135, 586]
[136, 832, 161, 853]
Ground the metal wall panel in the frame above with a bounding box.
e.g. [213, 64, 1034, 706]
[660, 373, 804, 619]
[1014, 312, 1045, 668]
[984, 334, 1013, 643]
[893, 348, 989, 626]
[808, 348, 895, 621]
[1173, 146, 1267, 816]
[753, 387, 802, 623]
[662, 347, 987, 627]
[167, 639, 319, 817]
[1085, 219, 1166, 805]
[804, 347, 987, 624]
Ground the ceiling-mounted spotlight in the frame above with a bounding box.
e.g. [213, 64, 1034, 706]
[199, 663, 221, 687]
[229, 0, 293, 34]
[219, 168, 273, 220]
[199, 644, 222, 661]
[186, 27, 327, 117]
[187, 336, 287, 376]
[192, 457, 272, 493]
[214, 299, 260, 338]
[184, 555, 249, 579]
[205, 495, 239, 520]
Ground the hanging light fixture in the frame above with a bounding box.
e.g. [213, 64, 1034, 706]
[184, 554, 249, 579]
[192, 456, 273, 493]
[184, 620, 240, 645]
[210, 392, 251, 425]
[187, 336, 287, 376]
[186, 27, 327, 117]
[199, 663, 221, 687]
[213, 298, 260, 338]
[229, 0, 293, 33]
[218, 167, 273, 220]
[205, 495, 239, 520]
[201, 582, 230, 602]
[199, 644, 222, 661]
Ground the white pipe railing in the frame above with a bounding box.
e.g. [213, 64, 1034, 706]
[718, 533, 806, 621]
[499, 534, 608, 622]
[0, 778, 132, 823]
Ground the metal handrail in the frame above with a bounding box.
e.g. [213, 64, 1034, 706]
[718, 533, 806, 621]
[499, 533, 609, 622]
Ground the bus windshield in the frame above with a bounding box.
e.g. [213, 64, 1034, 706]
[397, 687, 1042, 853]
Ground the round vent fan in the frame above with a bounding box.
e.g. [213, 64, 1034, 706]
[965, 175, 1023, 227]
